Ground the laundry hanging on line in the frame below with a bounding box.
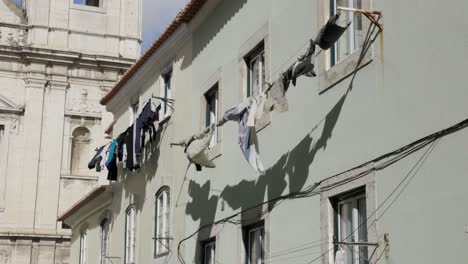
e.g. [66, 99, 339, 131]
[282, 39, 317, 90]
[135, 100, 161, 159]
[172, 125, 216, 171]
[281, 13, 350, 90]
[315, 13, 351, 50]
[87, 97, 164, 179]
[218, 98, 265, 174]
[334, 246, 346, 264]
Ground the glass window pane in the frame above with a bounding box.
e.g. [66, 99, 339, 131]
[339, 202, 354, 264]
[204, 243, 215, 264]
[353, 0, 364, 48]
[249, 228, 264, 264]
[357, 198, 368, 264]
[336, 0, 352, 62]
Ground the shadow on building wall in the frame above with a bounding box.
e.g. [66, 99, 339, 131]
[181, 0, 248, 71]
[184, 87, 348, 260]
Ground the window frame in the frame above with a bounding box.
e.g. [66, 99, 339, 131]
[317, 0, 373, 93]
[335, 189, 368, 264]
[124, 206, 136, 264]
[243, 222, 265, 264]
[245, 43, 266, 98]
[154, 187, 171, 257]
[100, 218, 110, 264]
[130, 102, 139, 126]
[72, 0, 101, 8]
[330, 0, 364, 66]
[204, 84, 219, 149]
[79, 230, 87, 264]
[319, 170, 377, 264]
[161, 70, 173, 118]
[202, 238, 216, 264]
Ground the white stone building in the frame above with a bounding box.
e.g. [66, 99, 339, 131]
[61, 0, 468, 264]
[0, 0, 141, 263]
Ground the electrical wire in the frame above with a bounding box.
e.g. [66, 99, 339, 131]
[176, 11, 468, 264]
[303, 140, 438, 264]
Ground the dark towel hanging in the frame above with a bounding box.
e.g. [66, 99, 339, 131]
[315, 13, 351, 50]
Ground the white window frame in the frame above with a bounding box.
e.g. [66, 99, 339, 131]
[203, 240, 216, 264]
[100, 219, 110, 264]
[246, 225, 265, 264]
[129, 102, 139, 126]
[337, 193, 368, 264]
[125, 206, 136, 264]
[319, 170, 377, 264]
[246, 46, 265, 98]
[155, 188, 170, 257]
[79, 231, 87, 264]
[330, 0, 365, 66]
[161, 71, 173, 118]
[72, 0, 102, 8]
[204, 85, 219, 148]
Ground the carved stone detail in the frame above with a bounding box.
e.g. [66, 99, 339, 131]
[66, 89, 102, 118]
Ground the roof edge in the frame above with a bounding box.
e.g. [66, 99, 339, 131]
[100, 0, 207, 106]
[57, 186, 107, 222]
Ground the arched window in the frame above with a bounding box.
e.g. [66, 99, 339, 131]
[79, 230, 87, 264]
[71, 126, 91, 175]
[100, 218, 110, 264]
[155, 187, 170, 256]
[125, 206, 136, 264]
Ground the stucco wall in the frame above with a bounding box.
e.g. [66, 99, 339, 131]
[67, 0, 468, 264]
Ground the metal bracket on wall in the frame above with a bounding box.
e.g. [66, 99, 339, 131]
[152, 95, 175, 111]
[337, 7, 383, 32]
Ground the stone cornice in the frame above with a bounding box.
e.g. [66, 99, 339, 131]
[0, 45, 135, 71]
[28, 24, 142, 43]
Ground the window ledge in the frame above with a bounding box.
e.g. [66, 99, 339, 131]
[154, 251, 170, 259]
[319, 46, 373, 94]
[61, 174, 99, 181]
[70, 4, 106, 14]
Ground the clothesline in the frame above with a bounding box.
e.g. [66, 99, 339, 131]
[89, 9, 383, 180]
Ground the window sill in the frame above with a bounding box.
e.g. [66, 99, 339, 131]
[154, 251, 170, 259]
[70, 4, 106, 14]
[318, 46, 373, 94]
[61, 174, 99, 181]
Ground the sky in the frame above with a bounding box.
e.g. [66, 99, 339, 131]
[141, 0, 189, 53]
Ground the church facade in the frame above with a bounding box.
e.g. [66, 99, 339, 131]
[0, 0, 141, 263]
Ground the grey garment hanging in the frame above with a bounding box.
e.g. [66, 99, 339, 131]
[315, 13, 351, 50]
[282, 39, 317, 89]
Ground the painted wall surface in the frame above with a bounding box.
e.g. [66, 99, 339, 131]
[0, 0, 140, 263]
[66, 0, 468, 264]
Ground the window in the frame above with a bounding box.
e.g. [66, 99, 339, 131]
[125, 206, 136, 264]
[79, 231, 87, 264]
[334, 188, 368, 264]
[73, 0, 100, 7]
[130, 102, 139, 126]
[155, 188, 170, 256]
[70, 127, 91, 175]
[244, 223, 265, 264]
[204, 84, 219, 148]
[245, 44, 265, 97]
[100, 219, 110, 264]
[330, 0, 364, 66]
[162, 71, 173, 117]
[202, 239, 216, 264]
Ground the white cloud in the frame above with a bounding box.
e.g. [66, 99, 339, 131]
[141, 0, 189, 53]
